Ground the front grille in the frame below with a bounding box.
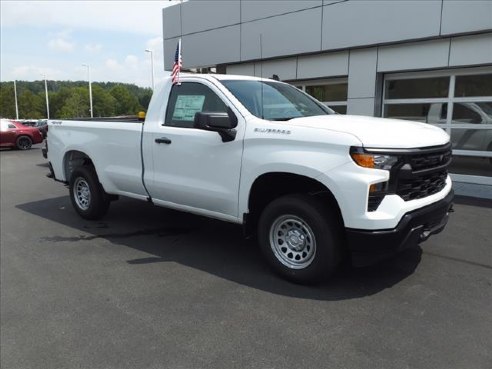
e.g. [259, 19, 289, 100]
[364, 144, 452, 211]
[409, 150, 452, 171]
[394, 145, 451, 202]
[396, 170, 448, 201]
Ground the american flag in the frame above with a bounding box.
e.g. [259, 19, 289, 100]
[171, 39, 182, 85]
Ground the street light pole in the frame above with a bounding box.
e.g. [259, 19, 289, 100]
[43, 75, 50, 119]
[13, 80, 19, 120]
[82, 64, 93, 118]
[145, 49, 155, 90]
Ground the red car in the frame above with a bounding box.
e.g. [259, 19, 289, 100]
[0, 119, 44, 150]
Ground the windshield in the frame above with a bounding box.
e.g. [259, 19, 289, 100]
[221, 80, 333, 121]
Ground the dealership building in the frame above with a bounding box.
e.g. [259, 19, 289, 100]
[163, 0, 492, 197]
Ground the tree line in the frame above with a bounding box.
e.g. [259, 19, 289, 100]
[0, 81, 153, 120]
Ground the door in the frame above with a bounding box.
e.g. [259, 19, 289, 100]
[144, 80, 245, 220]
[0, 121, 17, 147]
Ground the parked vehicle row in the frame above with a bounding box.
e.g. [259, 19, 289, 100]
[33, 119, 48, 138]
[0, 119, 44, 150]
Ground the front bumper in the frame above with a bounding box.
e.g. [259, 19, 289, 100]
[346, 189, 454, 266]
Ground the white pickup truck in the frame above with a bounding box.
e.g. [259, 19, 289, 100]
[46, 74, 454, 283]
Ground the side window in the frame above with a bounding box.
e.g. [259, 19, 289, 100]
[164, 82, 228, 128]
[8, 124, 16, 129]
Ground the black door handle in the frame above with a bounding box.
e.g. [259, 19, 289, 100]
[155, 137, 172, 144]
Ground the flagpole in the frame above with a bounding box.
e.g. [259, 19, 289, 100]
[177, 38, 181, 85]
[171, 38, 182, 85]
[14, 80, 19, 120]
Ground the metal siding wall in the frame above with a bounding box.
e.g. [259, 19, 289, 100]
[240, 0, 322, 22]
[164, 37, 180, 71]
[377, 39, 451, 72]
[162, 0, 492, 66]
[181, 1, 240, 35]
[348, 49, 377, 99]
[297, 52, 349, 79]
[322, 0, 442, 50]
[441, 0, 492, 35]
[347, 98, 375, 116]
[163, 4, 181, 39]
[240, 8, 322, 60]
[162, 0, 492, 116]
[347, 48, 378, 116]
[226, 63, 255, 76]
[183, 26, 241, 68]
[252, 58, 297, 80]
[449, 33, 492, 67]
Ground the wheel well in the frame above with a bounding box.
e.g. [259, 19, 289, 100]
[245, 172, 344, 236]
[63, 150, 94, 182]
[16, 135, 32, 141]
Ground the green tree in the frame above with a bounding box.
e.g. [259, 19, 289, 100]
[139, 90, 152, 110]
[50, 87, 72, 119]
[110, 85, 140, 115]
[18, 90, 44, 118]
[0, 80, 150, 118]
[58, 87, 90, 118]
[0, 83, 16, 118]
[92, 85, 116, 117]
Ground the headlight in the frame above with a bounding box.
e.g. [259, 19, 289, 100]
[350, 147, 399, 170]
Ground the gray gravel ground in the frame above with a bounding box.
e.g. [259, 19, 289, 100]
[1, 146, 491, 369]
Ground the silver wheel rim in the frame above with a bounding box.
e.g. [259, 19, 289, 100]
[269, 215, 316, 269]
[74, 177, 91, 211]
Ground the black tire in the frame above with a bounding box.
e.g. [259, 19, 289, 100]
[258, 194, 343, 284]
[16, 136, 32, 150]
[69, 166, 110, 220]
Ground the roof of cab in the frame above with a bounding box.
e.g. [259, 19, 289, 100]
[179, 73, 273, 82]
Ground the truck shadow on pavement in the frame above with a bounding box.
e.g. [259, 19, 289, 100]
[17, 196, 422, 301]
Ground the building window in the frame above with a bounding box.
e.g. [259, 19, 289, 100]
[292, 78, 348, 114]
[383, 68, 492, 184]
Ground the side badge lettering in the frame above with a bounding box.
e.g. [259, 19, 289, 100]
[254, 128, 291, 135]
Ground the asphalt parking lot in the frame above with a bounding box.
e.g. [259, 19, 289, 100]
[1, 146, 491, 369]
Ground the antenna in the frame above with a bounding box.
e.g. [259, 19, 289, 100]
[259, 34, 264, 119]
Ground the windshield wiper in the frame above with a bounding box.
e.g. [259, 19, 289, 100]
[270, 117, 300, 121]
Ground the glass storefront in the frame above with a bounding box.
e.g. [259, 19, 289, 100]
[383, 68, 492, 184]
[292, 79, 348, 114]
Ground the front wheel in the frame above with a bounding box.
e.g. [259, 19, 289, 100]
[16, 136, 32, 150]
[258, 194, 343, 284]
[69, 166, 110, 220]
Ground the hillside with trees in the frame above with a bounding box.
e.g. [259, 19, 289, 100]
[0, 81, 152, 119]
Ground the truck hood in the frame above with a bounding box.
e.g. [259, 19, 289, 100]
[288, 115, 449, 148]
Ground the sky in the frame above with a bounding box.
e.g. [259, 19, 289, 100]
[1, 0, 180, 87]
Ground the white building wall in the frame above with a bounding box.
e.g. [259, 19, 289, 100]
[162, 0, 492, 195]
[163, 0, 492, 70]
[297, 52, 349, 80]
[347, 48, 378, 115]
[321, 1, 442, 50]
[441, 0, 492, 35]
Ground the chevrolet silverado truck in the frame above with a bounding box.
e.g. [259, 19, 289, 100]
[46, 74, 454, 283]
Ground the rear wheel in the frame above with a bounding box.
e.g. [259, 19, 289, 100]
[258, 194, 343, 284]
[16, 136, 32, 150]
[69, 166, 110, 220]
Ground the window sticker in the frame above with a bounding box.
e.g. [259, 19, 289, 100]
[172, 95, 206, 121]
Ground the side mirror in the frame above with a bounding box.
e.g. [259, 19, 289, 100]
[194, 107, 238, 142]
